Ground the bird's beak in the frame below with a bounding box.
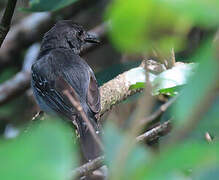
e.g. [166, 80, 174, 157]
[84, 33, 100, 44]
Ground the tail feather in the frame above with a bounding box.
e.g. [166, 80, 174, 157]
[80, 128, 102, 161]
[73, 115, 102, 161]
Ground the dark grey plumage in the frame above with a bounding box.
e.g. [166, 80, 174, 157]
[31, 20, 101, 160]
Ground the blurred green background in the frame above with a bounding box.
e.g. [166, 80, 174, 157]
[0, 0, 219, 179]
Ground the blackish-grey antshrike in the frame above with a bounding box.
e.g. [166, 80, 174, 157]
[31, 20, 101, 161]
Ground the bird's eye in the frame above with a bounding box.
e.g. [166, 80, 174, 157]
[78, 30, 83, 36]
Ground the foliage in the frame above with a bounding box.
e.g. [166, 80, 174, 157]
[138, 141, 219, 180]
[173, 41, 219, 126]
[0, 118, 78, 180]
[104, 122, 219, 180]
[104, 122, 150, 180]
[1, 0, 219, 179]
[129, 82, 145, 90]
[103, 0, 219, 179]
[105, 0, 219, 53]
[128, 63, 194, 96]
[158, 85, 184, 97]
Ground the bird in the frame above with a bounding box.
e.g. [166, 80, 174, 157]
[31, 20, 102, 161]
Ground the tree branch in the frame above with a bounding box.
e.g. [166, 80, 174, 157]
[136, 120, 171, 142]
[0, 43, 40, 105]
[0, 0, 17, 47]
[99, 71, 142, 116]
[70, 156, 104, 178]
[99, 59, 166, 116]
[0, 71, 30, 105]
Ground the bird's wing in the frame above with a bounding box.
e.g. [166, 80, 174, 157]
[31, 56, 76, 119]
[86, 71, 101, 114]
[57, 51, 101, 116]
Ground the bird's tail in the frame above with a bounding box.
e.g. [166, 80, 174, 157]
[73, 115, 102, 161]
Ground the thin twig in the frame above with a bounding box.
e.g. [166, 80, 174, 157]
[63, 90, 104, 151]
[136, 120, 171, 142]
[171, 48, 176, 67]
[140, 95, 178, 126]
[0, 0, 17, 47]
[70, 121, 172, 178]
[70, 156, 104, 178]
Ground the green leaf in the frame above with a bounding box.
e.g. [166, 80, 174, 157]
[0, 118, 78, 180]
[161, 0, 219, 28]
[97, 60, 191, 97]
[192, 166, 219, 180]
[158, 85, 184, 96]
[127, 63, 194, 96]
[105, 0, 219, 53]
[124, 67, 157, 90]
[152, 63, 196, 95]
[188, 97, 219, 141]
[173, 41, 219, 126]
[105, 0, 190, 53]
[129, 82, 145, 90]
[136, 141, 219, 179]
[22, 0, 78, 12]
[103, 122, 150, 180]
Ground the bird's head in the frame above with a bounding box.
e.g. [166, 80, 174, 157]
[41, 20, 99, 54]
